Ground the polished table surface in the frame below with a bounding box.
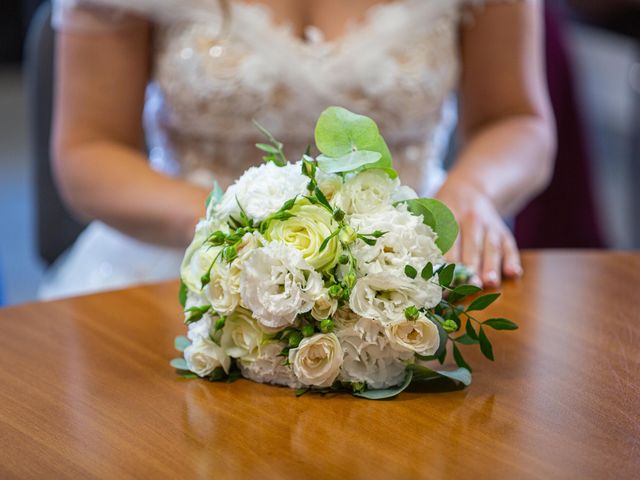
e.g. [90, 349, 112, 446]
[0, 251, 638, 479]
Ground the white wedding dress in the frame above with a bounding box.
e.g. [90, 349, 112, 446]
[41, 0, 495, 300]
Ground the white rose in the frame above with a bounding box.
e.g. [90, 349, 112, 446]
[180, 234, 221, 293]
[203, 261, 238, 316]
[238, 342, 303, 388]
[213, 162, 308, 222]
[311, 291, 338, 321]
[184, 336, 231, 377]
[347, 204, 443, 277]
[315, 170, 343, 202]
[288, 333, 343, 387]
[385, 315, 440, 355]
[220, 308, 264, 360]
[185, 291, 213, 342]
[240, 241, 323, 330]
[337, 316, 413, 389]
[349, 272, 442, 323]
[333, 170, 397, 215]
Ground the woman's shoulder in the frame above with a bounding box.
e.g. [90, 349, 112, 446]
[52, 0, 222, 32]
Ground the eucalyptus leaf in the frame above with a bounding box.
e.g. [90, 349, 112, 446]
[483, 318, 519, 330]
[411, 364, 472, 387]
[467, 293, 501, 312]
[316, 150, 381, 174]
[353, 368, 413, 400]
[204, 181, 224, 210]
[174, 336, 191, 352]
[399, 198, 459, 254]
[170, 358, 189, 371]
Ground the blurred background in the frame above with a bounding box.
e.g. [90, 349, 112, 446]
[0, 0, 638, 305]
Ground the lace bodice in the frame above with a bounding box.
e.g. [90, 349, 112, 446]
[52, 0, 489, 192]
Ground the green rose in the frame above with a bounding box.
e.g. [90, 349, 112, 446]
[264, 200, 342, 272]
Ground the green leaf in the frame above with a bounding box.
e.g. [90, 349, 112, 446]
[205, 181, 224, 210]
[478, 327, 494, 361]
[453, 344, 473, 373]
[483, 318, 518, 330]
[465, 319, 479, 340]
[399, 199, 459, 254]
[170, 358, 189, 371]
[438, 263, 456, 287]
[353, 368, 413, 400]
[314, 106, 396, 177]
[467, 293, 501, 312]
[454, 333, 479, 345]
[432, 319, 448, 359]
[255, 143, 280, 154]
[319, 229, 339, 252]
[411, 364, 472, 387]
[178, 280, 188, 308]
[316, 150, 382, 174]
[295, 388, 309, 397]
[313, 186, 332, 210]
[453, 284, 482, 296]
[174, 336, 191, 352]
[404, 265, 417, 279]
[421, 262, 434, 280]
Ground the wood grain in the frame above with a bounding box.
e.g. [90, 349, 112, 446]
[0, 251, 638, 479]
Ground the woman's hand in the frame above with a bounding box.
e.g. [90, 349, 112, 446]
[436, 180, 522, 288]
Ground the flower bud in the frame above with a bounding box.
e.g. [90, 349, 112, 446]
[328, 284, 343, 299]
[338, 254, 349, 265]
[345, 272, 357, 289]
[333, 208, 345, 222]
[214, 316, 226, 331]
[404, 305, 420, 321]
[288, 331, 303, 348]
[320, 319, 335, 333]
[442, 319, 458, 333]
[301, 325, 315, 337]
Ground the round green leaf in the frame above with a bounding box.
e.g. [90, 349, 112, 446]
[354, 368, 413, 400]
[399, 198, 459, 254]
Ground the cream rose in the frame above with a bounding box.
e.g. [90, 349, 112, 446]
[203, 261, 238, 316]
[288, 333, 343, 387]
[333, 170, 396, 215]
[311, 291, 338, 321]
[385, 315, 440, 356]
[184, 336, 231, 377]
[220, 308, 264, 360]
[263, 201, 341, 272]
[349, 272, 442, 323]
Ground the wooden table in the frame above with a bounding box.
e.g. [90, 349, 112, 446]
[0, 251, 638, 479]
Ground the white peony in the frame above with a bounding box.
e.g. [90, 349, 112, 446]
[337, 316, 413, 389]
[184, 336, 231, 377]
[220, 308, 264, 360]
[333, 170, 416, 215]
[350, 272, 442, 324]
[213, 162, 308, 222]
[288, 333, 343, 388]
[385, 315, 440, 356]
[240, 241, 323, 330]
[238, 342, 303, 388]
[347, 203, 443, 277]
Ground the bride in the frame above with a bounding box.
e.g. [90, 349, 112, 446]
[41, 0, 555, 299]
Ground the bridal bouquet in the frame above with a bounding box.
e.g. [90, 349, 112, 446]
[171, 107, 517, 399]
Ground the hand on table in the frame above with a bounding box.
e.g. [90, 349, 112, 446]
[436, 182, 523, 288]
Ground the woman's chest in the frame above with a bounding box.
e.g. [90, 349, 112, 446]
[149, 0, 464, 139]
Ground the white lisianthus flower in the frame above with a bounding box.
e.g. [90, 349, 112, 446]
[349, 272, 442, 323]
[385, 315, 440, 356]
[311, 290, 338, 321]
[214, 162, 308, 222]
[228, 232, 263, 300]
[347, 203, 443, 277]
[240, 242, 323, 329]
[264, 201, 341, 272]
[334, 169, 413, 215]
[337, 317, 413, 389]
[184, 336, 231, 377]
[180, 233, 221, 293]
[288, 333, 343, 387]
[238, 342, 303, 388]
[203, 261, 238, 316]
[220, 308, 264, 360]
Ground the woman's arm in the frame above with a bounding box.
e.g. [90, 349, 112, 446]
[436, 0, 556, 286]
[52, 18, 209, 248]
